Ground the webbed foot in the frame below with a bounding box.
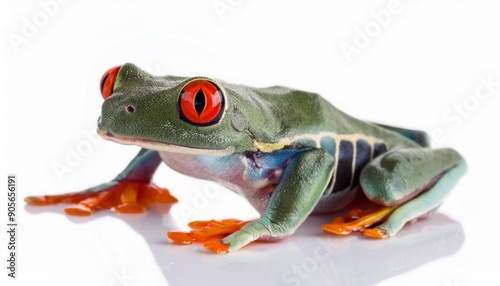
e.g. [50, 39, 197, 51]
[168, 219, 249, 253]
[322, 206, 395, 238]
[25, 181, 177, 216]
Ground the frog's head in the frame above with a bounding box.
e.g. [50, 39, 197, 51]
[97, 63, 261, 155]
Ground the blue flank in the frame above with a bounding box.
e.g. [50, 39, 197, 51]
[197, 148, 308, 182]
[244, 148, 308, 182]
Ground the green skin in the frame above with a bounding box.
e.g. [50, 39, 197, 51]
[54, 63, 469, 251]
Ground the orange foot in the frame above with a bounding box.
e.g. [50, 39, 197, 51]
[322, 206, 396, 238]
[24, 181, 177, 216]
[168, 219, 249, 253]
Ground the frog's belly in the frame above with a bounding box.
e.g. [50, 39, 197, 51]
[158, 151, 277, 213]
[158, 151, 357, 214]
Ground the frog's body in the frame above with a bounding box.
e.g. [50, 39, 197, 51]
[160, 132, 391, 215]
[26, 63, 466, 253]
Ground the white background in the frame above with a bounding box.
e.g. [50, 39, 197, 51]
[1, 1, 500, 285]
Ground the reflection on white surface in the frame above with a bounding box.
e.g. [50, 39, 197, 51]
[25, 198, 464, 286]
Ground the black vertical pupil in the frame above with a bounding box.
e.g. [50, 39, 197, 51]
[100, 73, 109, 94]
[194, 89, 206, 115]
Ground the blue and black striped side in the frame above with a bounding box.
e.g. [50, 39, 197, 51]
[322, 138, 387, 194]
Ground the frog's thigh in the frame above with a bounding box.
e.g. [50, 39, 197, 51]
[360, 147, 466, 236]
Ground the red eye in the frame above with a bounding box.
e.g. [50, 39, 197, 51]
[178, 79, 225, 126]
[100, 65, 121, 100]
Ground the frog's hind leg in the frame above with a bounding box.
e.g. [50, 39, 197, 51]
[25, 149, 177, 215]
[323, 147, 466, 238]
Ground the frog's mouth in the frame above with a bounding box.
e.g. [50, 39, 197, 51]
[97, 130, 235, 156]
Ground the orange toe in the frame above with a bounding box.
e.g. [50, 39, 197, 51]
[362, 228, 388, 239]
[204, 240, 229, 253]
[321, 223, 351, 235]
[64, 204, 94, 216]
[137, 183, 178, 205]
[115, 203, 146, 214]
[167, 232, 194, 245]
[25, 196, 48, 205]
[25, 192, 90, 205]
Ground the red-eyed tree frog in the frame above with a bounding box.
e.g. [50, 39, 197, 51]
[25, 63, 466, 253]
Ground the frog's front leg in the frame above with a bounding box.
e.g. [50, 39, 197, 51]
[25, 149, 177, 215]
[169, 148, 334, 253]
[323, 147, 466, 238]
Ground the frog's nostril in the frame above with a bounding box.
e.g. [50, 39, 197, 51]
[126, 105, 135, 113]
